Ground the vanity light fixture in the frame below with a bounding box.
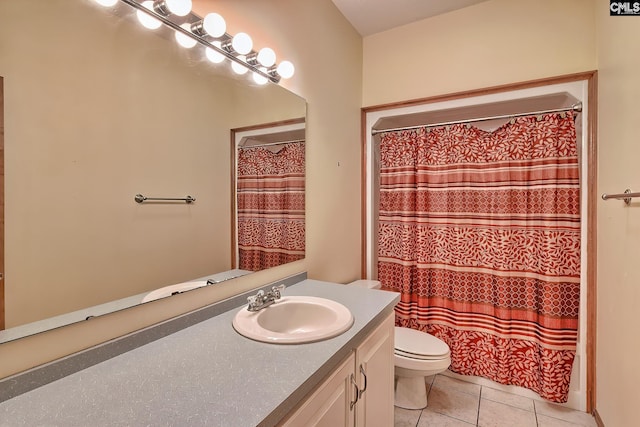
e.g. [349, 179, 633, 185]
[231, 56, 249, 75]
[205, 44, 225, 64]
[175, 23, 197, 48]
[275, 61, 295, 79]
[257, 48, 277, 67]
[192, 13, 226, 38]
[93, 0, 294, 84]
[230, 32, 253, 55]
[152, 0, 192, 17]
[136, 1, 162, 29]
[252, 68, 269, 85]
[95, 0, 118, 6]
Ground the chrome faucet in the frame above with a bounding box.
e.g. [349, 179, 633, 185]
[246, 284, 286, 312]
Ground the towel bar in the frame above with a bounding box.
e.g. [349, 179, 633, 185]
[134, 194, 196, 204]
[601, 189, 640, 205]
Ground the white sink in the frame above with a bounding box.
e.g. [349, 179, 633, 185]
[232, 296, 354, 344]
[142, 280, 208, 303]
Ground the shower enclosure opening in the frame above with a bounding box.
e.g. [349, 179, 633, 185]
[363, 78, 593, 411]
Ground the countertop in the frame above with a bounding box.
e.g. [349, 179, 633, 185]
[0, 279, 399, 426]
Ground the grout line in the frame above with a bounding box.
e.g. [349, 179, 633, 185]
[431, 411, 478, 427]
[480, 395, 536, 413]
[477, 386, 482, 426]
[415, 408, 423, 427]
[533, 401, 597, 427]
[434, 374, 482, 398]
[427, 406, 479, 426]
[534, 399, 540, 426]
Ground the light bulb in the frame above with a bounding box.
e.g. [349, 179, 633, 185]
[231, 32, 253, 55]
[175, 24, 197, 48]
[257, 47, 276, 67]
[203, 13, 226, 38]
[276, 60, 295, 79]
[231, 56, 249, 75]
[252, 68, 269, 85]
[94, 0, 118, 6]
[137, 1, 162, 30]
[206, 43, 225, 64]
[163, 0, 192, 16]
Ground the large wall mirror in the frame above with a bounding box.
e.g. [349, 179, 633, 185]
[0, 0, 306, 342]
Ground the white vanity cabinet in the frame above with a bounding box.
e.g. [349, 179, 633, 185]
[354, 312, 395, 426]
[279, 313, 394, 427]
[279, 352, 356, 427]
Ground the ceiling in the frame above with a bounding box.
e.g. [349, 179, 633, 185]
[331, 0, 490, 36]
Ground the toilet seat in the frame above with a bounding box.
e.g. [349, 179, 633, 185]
[394, 326, 451, 371]
[394, 327, 450, 358]
[395, 349, 449, 361]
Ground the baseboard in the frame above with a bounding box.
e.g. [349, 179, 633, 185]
[593, 409, 605, 427]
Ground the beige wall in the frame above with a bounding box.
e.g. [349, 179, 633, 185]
[362, 0, 596, 106]
[596, 1, 640, 425]
[0, 0, 362, 378]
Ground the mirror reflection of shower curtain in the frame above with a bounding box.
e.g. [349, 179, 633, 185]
[237, 142, 305, 271]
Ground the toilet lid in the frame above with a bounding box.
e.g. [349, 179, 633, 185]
[394, 327, 450, 358]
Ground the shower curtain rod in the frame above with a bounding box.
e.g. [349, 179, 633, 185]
[238, 139, 305, 149]
[371, 103, 582, 135]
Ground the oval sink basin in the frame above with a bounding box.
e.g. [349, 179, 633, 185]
[232, 296, 354, 344]
[142, 280, 208, 303]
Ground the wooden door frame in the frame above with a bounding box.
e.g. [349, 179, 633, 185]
[1, 76, 4, 331]
[360, 71, 598, 413]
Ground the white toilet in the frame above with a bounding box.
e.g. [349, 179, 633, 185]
[348, 280, 452, 410]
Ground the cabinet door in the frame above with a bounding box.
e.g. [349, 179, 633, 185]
[279, 352, 356, 427]
[355, 313, 395, 427]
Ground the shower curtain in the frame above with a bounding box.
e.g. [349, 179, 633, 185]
[377, 112, 580, 403]
[237, 142, 305, 271]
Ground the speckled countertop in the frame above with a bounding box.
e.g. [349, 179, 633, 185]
[0, 279, 399, 427]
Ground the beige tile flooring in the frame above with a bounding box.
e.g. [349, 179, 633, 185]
[395, 375, 598, 427]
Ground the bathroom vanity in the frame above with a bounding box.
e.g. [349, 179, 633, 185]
[279, 311, 394, 426]
[0, 279, 399, 426]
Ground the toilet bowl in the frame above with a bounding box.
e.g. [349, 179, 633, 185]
[394, 326, 451, 409]
[347, 280, 452, 410]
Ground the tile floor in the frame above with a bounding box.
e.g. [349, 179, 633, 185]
[395, 375, 598, 427]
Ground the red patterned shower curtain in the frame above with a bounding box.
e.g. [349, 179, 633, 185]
[377, 112, 581, 403]
[237, 142, 305, 271]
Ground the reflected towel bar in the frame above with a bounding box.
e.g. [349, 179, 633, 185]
[601, 189, 640, 205]
[135, 194, 196, 204]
